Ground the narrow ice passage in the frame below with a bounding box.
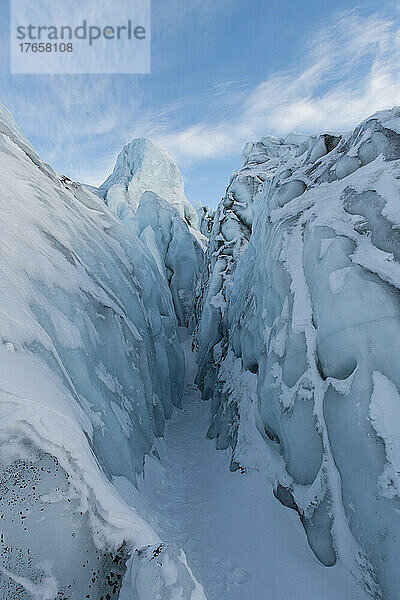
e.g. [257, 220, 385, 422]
[3, 104, 400, 598]
[124, 331, 369, 600]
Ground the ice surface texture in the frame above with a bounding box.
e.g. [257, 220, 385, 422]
[0, 109, 205, 598]
[3, 97, 400, 600]
[99, 138, 198, 228]
[98, 138, 205, 327]
[196, 107, 400, 599]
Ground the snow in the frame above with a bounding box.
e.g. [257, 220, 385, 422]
[369, 371, 400, 500]
[97, 138, 206, 327]
[0, 105, 36, 152]
[135, 191, 205, 327]
[99, 137, 199, 229]
[2, 99, 400, 600]
[0, 108, 203, 598]
[135, 334, 368, 600]
[196, 107, 400, 599]
[0, 563, 58, 600]
[120, 543, 207, 600]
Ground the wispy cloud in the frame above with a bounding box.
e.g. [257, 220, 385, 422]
[157, 8, 400, 164]
[1, 75, 151, 178]
[2, 4, 399, 188]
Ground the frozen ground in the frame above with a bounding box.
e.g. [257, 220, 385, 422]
[134, 331, 368, 600]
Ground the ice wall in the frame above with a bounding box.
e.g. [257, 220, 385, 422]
[99, 137, 199, 229]
[196, 108, 400, 599]
[135, 191, 205, 328]
[98, 138, 205, 327]
[0, 108, 206, 599]
[196, 204, 215, 239]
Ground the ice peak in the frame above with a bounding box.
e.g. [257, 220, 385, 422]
[101, 137, 183, 191]
[99, 136, 198, 228]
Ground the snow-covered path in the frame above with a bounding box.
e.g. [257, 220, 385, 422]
[135, 331, 369, 600]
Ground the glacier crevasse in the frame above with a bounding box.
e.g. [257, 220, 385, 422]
[0, 108, 206, 599]
[196, 108, 400, 599]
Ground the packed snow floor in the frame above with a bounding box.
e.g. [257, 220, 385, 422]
[132, 331, 369, 600]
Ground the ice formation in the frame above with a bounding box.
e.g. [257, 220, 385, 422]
[99, 138, 198, 228]
[98, 138, 205, 326]
[196, 108, 400, 599]
[0, 107, 206, 599]
[196, 204, 215, 239]
[1, 100, 400, 600]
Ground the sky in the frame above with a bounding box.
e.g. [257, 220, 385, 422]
[1, 0, 400, 207]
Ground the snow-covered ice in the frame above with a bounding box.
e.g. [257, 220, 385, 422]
[1, 100, 400, 600]
[98, 138, 206, 326]
[136, 332, 368, 600]
[0, 106, 203, 599]
[196, 107, 400, 599]
[99, 137, 199, 229]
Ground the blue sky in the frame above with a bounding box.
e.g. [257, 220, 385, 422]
[1, 0, 400, 207]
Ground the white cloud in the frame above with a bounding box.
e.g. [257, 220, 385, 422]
[3, 5, 400, 185]
[157, 9, 400, 165]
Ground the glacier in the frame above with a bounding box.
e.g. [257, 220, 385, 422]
[1, 100, 400, 600]
[0, 108, 206, 599]
[97, 138, 205, 327]
[196, 107, 400, 599]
